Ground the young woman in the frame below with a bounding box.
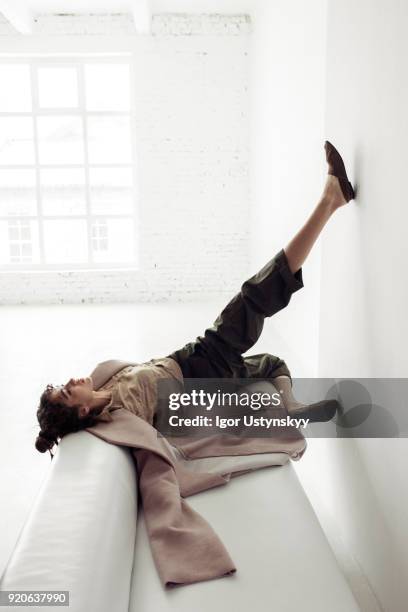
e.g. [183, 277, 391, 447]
[35, 141, 355, 459]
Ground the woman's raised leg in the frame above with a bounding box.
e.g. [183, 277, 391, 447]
[168, 248, 303, 379]
[169, 169, 350, 380]
[284, 174, 349, 274]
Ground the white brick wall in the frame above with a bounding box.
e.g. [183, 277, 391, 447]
[0, 13, 251, 304]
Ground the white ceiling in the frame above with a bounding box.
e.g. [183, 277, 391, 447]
[8, 0, 253, 15]
[0, 0, 253, 35]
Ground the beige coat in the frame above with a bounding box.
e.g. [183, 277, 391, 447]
[85, 359, 307, 588]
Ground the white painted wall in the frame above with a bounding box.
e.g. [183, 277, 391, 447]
[301, 1, 408, 610]
[248, 3, 408, 610]
[247, 0, 327, 375]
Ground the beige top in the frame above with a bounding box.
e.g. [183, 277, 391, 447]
[94, 357, 183, 425]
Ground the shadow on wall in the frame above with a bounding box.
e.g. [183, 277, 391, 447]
[293, 374, 408, 611]
[294, 436, 404, 612]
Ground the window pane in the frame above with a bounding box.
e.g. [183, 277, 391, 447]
[38, 66, 79, 108]
[0, 169, 37, 216]
[89, 167, 134, 214]
[85, 63, 131, 111]
[87, 116, 132, 164]
[37, 116, 84, 165]
[0, 117, 35, 165]
[0, 219, 40, 264]
[92, 218, 136, 263]
[43, 219, 88, 264]
[41, 168, 86, 215]
[0, 64, 32, 112]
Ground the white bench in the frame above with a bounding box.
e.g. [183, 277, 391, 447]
[0, 431, 360, 612]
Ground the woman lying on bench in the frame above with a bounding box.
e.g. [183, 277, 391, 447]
[35, 141, 355, 459]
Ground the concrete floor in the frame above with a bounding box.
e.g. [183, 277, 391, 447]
[0, 300, 305, 576]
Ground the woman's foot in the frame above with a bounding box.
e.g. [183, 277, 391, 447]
[286, 399, 340, 423]
[321, 174, 349, 211]
[282, 142, 355, 274]
[274, 376, 339, 423]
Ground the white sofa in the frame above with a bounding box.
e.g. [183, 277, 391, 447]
[0, 430, 360, 612]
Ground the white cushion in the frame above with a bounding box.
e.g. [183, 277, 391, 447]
[1, 426, 359, 612]
[0, 432, 137, 612]
[129, 462, 360, 612]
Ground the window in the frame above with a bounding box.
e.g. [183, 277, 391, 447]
[0, 57, 138, 269]
[8, 219, 34, 263]
[92, 219, 108, 252]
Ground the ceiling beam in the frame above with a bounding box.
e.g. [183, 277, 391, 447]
[0, 0, 34, 34]
[131, 0, 151, 35]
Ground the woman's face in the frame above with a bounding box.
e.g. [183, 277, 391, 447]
[47, 377, 94, 418]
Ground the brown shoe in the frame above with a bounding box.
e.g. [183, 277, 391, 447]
[287, 398, 340, 422]
[324, 140, 355, 202]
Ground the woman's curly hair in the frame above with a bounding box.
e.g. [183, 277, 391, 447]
[35, 384, 100, 460]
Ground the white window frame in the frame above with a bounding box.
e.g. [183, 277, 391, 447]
[8, 218, 33, 262]
[91, 218, 109, 252]
[0, 54, 139, 271]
